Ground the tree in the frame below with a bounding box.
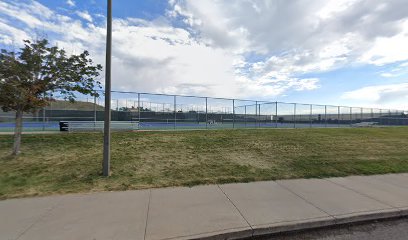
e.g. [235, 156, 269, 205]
[0, 39, 102, 155]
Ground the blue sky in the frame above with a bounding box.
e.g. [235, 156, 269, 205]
[1, 0, 408, 109]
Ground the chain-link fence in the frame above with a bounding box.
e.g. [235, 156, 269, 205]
[0, 90, 407, 132]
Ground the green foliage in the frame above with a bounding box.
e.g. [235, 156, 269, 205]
[0, 39, 102, 113]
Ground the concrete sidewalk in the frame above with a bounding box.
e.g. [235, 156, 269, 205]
[1, 173, 408, 240]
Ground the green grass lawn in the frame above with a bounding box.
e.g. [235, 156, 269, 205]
[1, 127, 408, 199]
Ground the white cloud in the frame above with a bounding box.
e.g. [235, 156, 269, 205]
[169, 0, 408, 82]
[0, 0, 407, 107]
[66, 0, 75, 7]
[76, 10, 93, 22]
[378, 60, 408, 78]
[342, 83, 408, 109]
[359, 20, 408, 65]
[0, 0, 323, 100]
[0, 20, 30, 45]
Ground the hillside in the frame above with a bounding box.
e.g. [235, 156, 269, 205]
[45, 100, 105, 111]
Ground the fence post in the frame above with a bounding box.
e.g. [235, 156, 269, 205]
[138, 93, 141, 125]
[275, 102, 278, 128]
[174, 95, 177, 130]
[388, 109, 391, 126]
[232, 99, 235, 129]
[255, 101, 258, 128]
[324, 105, 327, 128]
[244, 105, 247, 128]
[360, 107, 363, 122]
[349, 107, 352, 126]
[258, 104, 261, 128]
[293, 103, 296, 128]
[42, 107, 46, 131]
[94, 94, 97, 122]
[205, 97, 208, 129]
[310, 104, 312, 128]
[338, 106, 340, 127]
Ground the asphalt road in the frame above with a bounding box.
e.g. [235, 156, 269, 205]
[257, 217, 408, 240]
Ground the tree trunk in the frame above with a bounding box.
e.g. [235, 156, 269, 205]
[12, 109, 23, 155]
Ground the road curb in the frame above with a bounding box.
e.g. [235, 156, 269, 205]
[192, 208, 407, 240]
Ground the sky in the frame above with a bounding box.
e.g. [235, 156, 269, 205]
[0, 0, 408, 109]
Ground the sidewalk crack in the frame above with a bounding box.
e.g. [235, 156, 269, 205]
[217, 184, 253, 235]
[16, 197, 62, 240]
[143, 189, 152, 240]
[324, 178, 395, 209]
[275, 181, 334, 218]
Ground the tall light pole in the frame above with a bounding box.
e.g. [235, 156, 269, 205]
[103, 0, 112, 176]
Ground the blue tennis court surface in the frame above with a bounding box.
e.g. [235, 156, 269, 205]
[0, 121, 354, 132]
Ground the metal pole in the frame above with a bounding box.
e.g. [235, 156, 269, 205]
[360, 107, 363, 123]
[138, 93, 141, 124]
[309, 105, 312, 128]
[174, 95, 176, 130]
[388, 109, 391, 126]
[232, 99, 235, 129]
[338, 106, 340, 127]
[255, 101, 258, 128]
[102, 0, 112, 177]
[94, 94, 97, 122]
[244, 105, 247, 127]
[293, 103, 296, 128]
[349, 107, 352, 126]
[324, 105, 327, 128]
[275, 102, 278, 128]
[93, 94, 97, 131]
[258, 104, 261, 128]
[205, 97, 208, 129]
[42, 107, 45, 131]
